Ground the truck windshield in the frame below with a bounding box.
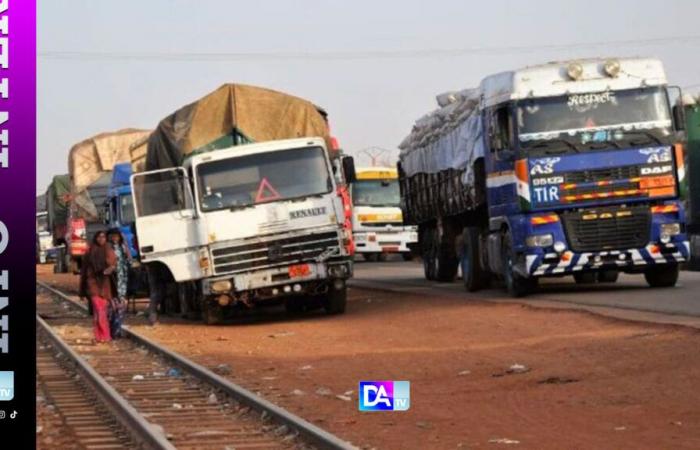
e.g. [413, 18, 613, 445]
[517, 87, 673, 154]
[120, 194, 135, 224]
[352, 179, 400, 207]
[197, 146, 332, 212]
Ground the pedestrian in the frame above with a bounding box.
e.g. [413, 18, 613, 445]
[78, 230, 117, 343]
[145, 263, 166, 325]
[107, 228, 131, 337]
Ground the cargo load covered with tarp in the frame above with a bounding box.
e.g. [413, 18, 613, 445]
[145, 83, 333, 171]
[129, 133, 151, 173]
[68, 129, 151, 221]
[45, 174, 70, 244]
[398, 88, 484, 186]
[398, 89, 486, 223]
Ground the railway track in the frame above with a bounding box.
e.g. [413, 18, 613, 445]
[37, 281, 357, 450]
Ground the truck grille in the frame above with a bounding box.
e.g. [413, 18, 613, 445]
[561, 206, 650, 252]
[211, 231, 341, 274]
[564, 165, 640, 184]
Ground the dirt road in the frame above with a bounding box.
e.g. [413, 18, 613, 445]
[37, 264, 700, 449]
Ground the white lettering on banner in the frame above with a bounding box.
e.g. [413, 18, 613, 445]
[0, 0, 9, 356]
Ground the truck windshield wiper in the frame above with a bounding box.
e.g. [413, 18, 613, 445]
[623, 130, 663, 146]
[585, 140, 622, 149]
[528, 138, 580, 154]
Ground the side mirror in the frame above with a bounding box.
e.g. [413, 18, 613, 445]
[342, 156, 357, 183]
[668, 86, 686, 132]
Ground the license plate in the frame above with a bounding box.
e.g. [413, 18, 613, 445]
[640, 175, 674, 189]
[288, 264, 311, 278]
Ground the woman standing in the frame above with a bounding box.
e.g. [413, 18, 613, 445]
[79, 231, 117, 343]
[107, 229, 131, 338]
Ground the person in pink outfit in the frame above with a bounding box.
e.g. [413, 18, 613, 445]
[79, 230, 117, 343]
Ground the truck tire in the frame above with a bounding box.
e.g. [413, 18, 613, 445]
[422, 227, 437, 280]
[644, 264, 679, 288]
[461, 226, 487, 292]
[202, 299, 224, 325]
[54, 248, 66, 273]
[323, 285, 347, 315]
[502, 231, 536, 297]
[598, 270, 619, 283]
[573, 272, 597, 284]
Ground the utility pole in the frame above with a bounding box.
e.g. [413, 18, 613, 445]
[357, 146, 392, 167]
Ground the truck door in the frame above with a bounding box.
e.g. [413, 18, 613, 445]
[131, 168, 204, 272]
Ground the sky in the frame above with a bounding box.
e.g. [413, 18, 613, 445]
[37, 0, 700, 193]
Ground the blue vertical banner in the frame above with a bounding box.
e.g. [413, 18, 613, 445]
[0, 0, 37, 444]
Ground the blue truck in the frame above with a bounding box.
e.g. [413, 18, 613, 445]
[103, 163, 149, 295]
[398, 58, 690, 296]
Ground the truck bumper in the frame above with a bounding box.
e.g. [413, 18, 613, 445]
[516, 201, 689, 277]
[525, 240, 690, 276]
[354, 229, 418, 253]
[202, 259, 353, 295]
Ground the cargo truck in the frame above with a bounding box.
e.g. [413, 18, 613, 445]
[132, 84, 355, 324]
[351, 167, 417, 261]
[45, 174, 71, 272]
[399, 58, 690, 296]
[66, 129, 151, 273]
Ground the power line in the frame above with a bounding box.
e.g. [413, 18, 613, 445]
[38, 34, 700, 62]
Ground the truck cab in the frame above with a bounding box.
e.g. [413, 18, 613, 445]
[132, 137, 355, 323]
[36, 211, 54, 264]
[104, 163, 139, 258]
[351, 167, 417, 261]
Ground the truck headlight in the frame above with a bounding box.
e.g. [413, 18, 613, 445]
[526, 234, 554, 248]
[211, 280, 232, 293]
[660, 223, 681, 243]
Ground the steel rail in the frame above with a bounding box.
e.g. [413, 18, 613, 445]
[36, 314, 177, 450]
[37, 280, 358, 450]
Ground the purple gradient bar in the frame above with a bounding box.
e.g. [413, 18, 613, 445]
[0, 0, 36, 442]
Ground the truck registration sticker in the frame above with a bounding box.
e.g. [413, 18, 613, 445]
[289, 264, 311, 278]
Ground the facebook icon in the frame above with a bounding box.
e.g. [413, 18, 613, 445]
[359, 380, 410, 411]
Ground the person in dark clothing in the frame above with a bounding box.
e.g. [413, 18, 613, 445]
[146, 263, 166, 325]
[107, 229, 131, 337]
[79, 231, 117, 343]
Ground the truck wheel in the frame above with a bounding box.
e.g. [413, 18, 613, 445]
[203, 300, 224, 325]
[598, 270, 619, 283]
[573, 272, 597, 284]
[435, 243, 458, 282]
[177, 282, 199, 319]
[644, 264, 679, 288]
[502, 232, 536, 297]
[461, 227, 487, 292]
[323, 285, 347, 315]
[422, 228, 437, 280]
[54, 248, 65, 273]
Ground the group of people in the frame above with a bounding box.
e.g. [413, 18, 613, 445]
[79, 229, 132, 343]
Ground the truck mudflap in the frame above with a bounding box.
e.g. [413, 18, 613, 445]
[526, 241, 690, 276]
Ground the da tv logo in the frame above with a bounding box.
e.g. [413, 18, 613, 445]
[359, 381, 410, 411]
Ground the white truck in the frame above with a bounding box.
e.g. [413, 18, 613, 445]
[351, 167, 417, 261]
[132, 137, 356, 324]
